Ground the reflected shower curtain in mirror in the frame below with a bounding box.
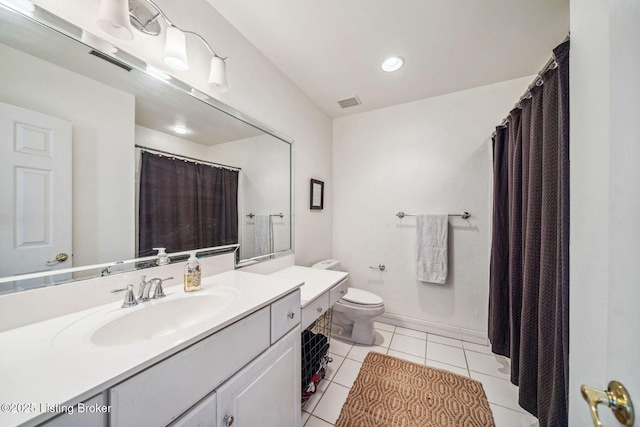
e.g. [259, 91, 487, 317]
[489, 41, 569, 427]
[138, 152, 239, 257]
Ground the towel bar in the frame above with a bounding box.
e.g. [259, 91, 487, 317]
[396, 211, 470, 220]
[247, 212, 284, 218]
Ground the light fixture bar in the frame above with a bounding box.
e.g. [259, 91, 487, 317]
[138, 0, 226, 59]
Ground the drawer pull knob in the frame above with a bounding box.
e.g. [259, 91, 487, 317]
[287, 312, 295, 319]
[317, 307, 323, 313]
[224, 415, 234, 426]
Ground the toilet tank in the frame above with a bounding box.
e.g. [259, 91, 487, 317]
[311, 259, 340, 270]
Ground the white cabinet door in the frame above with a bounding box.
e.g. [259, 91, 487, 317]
[217, 326, 301, 427]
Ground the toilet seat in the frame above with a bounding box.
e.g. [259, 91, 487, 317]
[340, 288, 383, 306]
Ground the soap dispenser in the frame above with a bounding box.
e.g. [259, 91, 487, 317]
[184, 252, 201, 292]
[154, 247, 170, 266]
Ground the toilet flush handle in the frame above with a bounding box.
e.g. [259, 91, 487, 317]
[369, 264, 386, 271]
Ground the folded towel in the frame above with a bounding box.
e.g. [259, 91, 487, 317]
[416, 214, 448, 284]
[254, 214, 273, 256]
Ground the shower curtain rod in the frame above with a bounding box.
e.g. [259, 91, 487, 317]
[135, 144, 242, 171]
[491, 34, 570, 138]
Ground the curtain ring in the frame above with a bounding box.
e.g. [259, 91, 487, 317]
[549, 60, 558, 70]
[536, 78, 544, 87]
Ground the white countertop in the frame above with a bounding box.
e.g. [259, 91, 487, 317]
[270, 266, 348, 307]
[0, 270, 302, 427]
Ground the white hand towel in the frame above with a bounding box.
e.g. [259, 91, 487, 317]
[254, 214, 273, 256]
[416, 214, 448, 284]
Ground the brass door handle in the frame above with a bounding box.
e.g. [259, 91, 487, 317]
[581, 381, 634, 427]
[46, 253, 69, 265]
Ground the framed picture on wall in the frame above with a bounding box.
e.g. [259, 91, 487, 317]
[310, 179, 324, 210]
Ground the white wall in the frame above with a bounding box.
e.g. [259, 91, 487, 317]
[333, 76, 532, 339]
[36, 0, 334, 267]
[0, 43, 135, 271]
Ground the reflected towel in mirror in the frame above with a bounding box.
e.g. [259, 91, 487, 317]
[254, 214, 273, 257]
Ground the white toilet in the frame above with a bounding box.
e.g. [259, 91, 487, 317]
[311, 259, 385, 345]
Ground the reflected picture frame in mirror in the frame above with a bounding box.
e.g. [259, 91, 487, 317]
[0, 4, 294, 294]
[310, 179, 324, 210]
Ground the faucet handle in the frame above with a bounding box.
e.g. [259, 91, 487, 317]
[152, 276, 174, 299]
[111, 284, 139, 308]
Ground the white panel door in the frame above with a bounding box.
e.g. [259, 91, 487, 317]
[0, 101, 72, 281]
[570, 1, 640, 426]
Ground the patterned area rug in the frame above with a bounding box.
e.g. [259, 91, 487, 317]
[335, 352, 495, 427]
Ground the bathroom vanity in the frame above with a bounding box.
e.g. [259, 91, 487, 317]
[270, 266, 348, 330]
[0, 271, 302, 427]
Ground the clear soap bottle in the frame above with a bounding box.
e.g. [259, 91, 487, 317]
[184, 252, 201, 292]
[154, 247, 170, 266]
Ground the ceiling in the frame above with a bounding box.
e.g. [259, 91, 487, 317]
[206, 0, 569, 118]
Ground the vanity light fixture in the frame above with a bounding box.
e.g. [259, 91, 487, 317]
[163, 26, 189, 71]
[96, 0, 228, 91]
[97, 0, 134, 40]
[381, 56, 405, 72]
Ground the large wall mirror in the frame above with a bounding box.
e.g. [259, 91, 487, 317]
[0, 5, 293, 295]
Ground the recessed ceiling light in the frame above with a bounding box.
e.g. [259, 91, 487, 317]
[381, 56, 404, 72]
[172, 126, 188, 135]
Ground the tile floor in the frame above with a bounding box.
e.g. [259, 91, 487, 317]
[301, 321, 539, 427]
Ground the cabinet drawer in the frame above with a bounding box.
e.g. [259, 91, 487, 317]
[329, 278, 348, 307]
[301, 293, 329, 330]
[271, 289, 300, 344]
[110, 307, 270, 427]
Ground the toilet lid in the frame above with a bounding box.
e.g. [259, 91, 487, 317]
[342, 288, 383, 305]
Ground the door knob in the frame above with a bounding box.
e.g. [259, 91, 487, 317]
[46, 253, 69, 264]
[581, 381, 634, 427]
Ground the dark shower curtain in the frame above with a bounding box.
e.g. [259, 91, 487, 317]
[138, 151, 239, 257]
[489, 40, 569, 427]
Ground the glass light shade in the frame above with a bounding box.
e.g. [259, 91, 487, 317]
[163, 26, 189, 71]
[96, 0, 134, 41]
[208, 56, 228, 92]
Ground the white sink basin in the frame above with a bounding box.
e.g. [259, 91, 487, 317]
[91, 294, 232, 347]
[53, 287, 240, 349]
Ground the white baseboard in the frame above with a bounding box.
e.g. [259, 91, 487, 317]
[377, 313, 488, 345]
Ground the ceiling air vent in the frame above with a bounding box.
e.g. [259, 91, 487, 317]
[337, 96, 362, 109]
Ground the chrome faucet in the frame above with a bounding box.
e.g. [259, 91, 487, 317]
[137, 275, 173, 302]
